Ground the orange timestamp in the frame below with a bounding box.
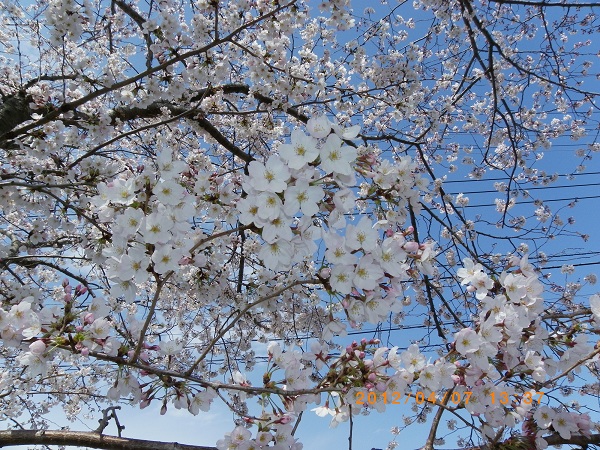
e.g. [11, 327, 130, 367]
[355, 390, 545, 406]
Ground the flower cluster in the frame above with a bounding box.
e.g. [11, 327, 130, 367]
[93, 148, 196, 300]
[237, 116, 358, 271]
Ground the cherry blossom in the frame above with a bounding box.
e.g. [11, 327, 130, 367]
[246, 157, 290, 193]
[306, 115, 331, 139]
[319, 134, 357, 176]
[0, 1, 598, 449]
[278, 129, 319, 169]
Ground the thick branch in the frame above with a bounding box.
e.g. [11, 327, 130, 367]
[0, 430, 217, 450]
[1, 0, 297, 142]
[0, 93, 31, 137]
[544, 432, 600, 447]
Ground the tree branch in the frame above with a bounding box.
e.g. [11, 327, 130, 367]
[1, 0, 298, 143]
[544, 432, 600, 447]
[0, 93, 31, 137]
[0, 430, 217, 450]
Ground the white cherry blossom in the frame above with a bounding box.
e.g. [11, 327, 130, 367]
[246, 156, 290, 193]
[279, 129, 319, 169]
[306, 115, 331, 139]
[345, 217, 378, 252]
[319, 134, 357, 176]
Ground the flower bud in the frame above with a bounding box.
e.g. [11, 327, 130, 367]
[75, 285, 87, 296]
[29, 340, 46, 355]
[319, 267, 331, 279]
[403, 241, 419, 252]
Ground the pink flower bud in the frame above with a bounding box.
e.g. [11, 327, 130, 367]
[178, 256, 193, 265]
[403, 241, 419, 252]
[160, 403, 167, 415]
[80, 347, 89, 357]
[29, 340, 46, 355]
[62, 279, 69, 288]
[75, 285, 87, 296]
[64, 293, 72, 303]
[367, 372, 377, 382]
[84, 313, 94, 324]
[365, 383, 374, 390]
[405, 226, 414, 234]
[319, 267, 331, 279]
[376, 382, 387, 392]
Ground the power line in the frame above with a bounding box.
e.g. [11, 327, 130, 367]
[443, 171, 600, 184]
[461, 194, 600, 208]
[446, 181, 600, 196]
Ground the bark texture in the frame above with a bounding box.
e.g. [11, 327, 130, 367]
[0, 430, 218, 450]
